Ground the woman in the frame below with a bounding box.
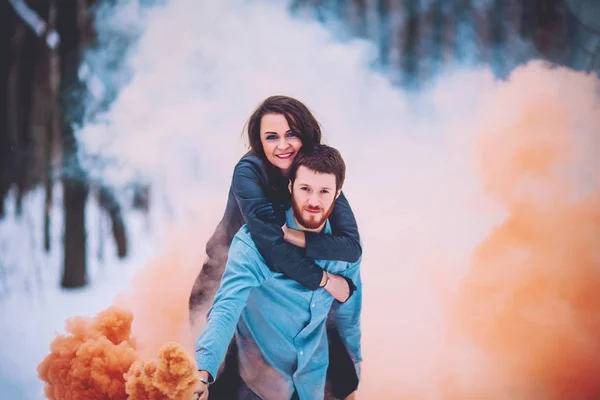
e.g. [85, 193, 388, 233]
[189, 95, 362, 399]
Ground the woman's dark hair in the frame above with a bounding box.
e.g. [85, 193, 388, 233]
[246, 95, 322, 159]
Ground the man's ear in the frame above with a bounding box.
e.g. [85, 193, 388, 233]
[335, 189, 341, 199]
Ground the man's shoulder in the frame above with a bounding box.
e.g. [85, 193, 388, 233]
[229, 226, 265, 262]
[227, 227, 272, 281]
[231, 225, 255, 250]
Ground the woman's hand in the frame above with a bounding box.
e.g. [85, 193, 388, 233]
[281, 224, 306, 248]
[323, 272, 350, 302]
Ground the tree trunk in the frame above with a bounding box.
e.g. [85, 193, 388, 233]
[7, 22, 27, 215]
[488, 0, 507, 77]
[14, 21, 38, 215]
[0, 2, 15, 218]
[348, 0, 367, 38]
[430, 0, 446, 74]
[98, 186, 128, 259]
[45, 0, 60, 252]
[376, 0, 391, 67]
[58, 0, 88, 289]
[401, 0, 420, 87]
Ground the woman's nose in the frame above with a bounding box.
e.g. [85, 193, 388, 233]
[277, 137, 290, 149]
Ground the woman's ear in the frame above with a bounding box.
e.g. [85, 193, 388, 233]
[288, 181, 292, 194]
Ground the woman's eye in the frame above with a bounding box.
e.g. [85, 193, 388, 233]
[287, 132, 298, 138]
[266, 135, 277, 141]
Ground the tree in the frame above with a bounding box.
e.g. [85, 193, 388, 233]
[57, 0, 89, 288]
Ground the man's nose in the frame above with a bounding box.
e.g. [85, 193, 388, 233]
[307, 195, 320, 207]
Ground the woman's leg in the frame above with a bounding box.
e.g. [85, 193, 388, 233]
[189, 219, 236, 335]
[325, 323, 359, 400]
[208, 338, 242, 399]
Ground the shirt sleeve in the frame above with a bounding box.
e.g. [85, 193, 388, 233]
[195, 235, 272, 380]
[232, 159, 324, 290]
[305, 191, 362, 263]
[329, 258, 363, 379]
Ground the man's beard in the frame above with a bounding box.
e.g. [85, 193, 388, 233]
[291, 197, 335, 230]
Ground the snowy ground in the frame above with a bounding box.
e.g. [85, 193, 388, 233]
[0, 186, 160, 399]
[3, 0, 598, 399]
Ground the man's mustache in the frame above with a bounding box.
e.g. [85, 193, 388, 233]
[304, 206, 322, 212]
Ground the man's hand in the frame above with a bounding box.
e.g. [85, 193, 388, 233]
[192, 371, 210, 400]
[324, 272, 350, 302]
[192, 383, 208, 400]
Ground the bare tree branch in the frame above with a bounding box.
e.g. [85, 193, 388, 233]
[588, 41, 600, 71]
[565, 1, 600, 35]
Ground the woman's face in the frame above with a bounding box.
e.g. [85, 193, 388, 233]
[259, 113, 303, 173]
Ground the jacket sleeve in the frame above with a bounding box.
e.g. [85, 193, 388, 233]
[304, 191, 362, 263]
[232, 159, 324, 290]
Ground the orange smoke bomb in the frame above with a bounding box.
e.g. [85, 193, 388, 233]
[38, 305, 199, 400]
[37, 306, 137, 400]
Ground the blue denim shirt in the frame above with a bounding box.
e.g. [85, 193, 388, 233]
[195, 208, 362, 400]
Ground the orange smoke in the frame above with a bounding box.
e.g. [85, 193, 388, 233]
[37, 305, 199, 400]
[125, 343, 199, 399]
[114, 225, 210, 359]
[447, 62, 600, 398]
[37, 306, 137, 399]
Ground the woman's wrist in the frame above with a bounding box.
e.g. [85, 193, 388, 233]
[282, 225, 307, 248]
[319, 270, 329, 288]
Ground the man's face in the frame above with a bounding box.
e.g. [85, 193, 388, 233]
[290, 166, 340, 230]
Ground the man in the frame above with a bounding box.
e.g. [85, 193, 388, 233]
[194, 145, 362, 400]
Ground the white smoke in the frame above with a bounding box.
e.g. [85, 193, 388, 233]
[72, 0, 600, 398]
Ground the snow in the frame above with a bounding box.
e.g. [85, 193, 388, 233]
[0, 185, 157, 399]
[3, 0, 591, 398]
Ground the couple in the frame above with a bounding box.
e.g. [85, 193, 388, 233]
[189, 96, 363, 400]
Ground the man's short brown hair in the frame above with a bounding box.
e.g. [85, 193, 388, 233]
[289, 145, 346, 191]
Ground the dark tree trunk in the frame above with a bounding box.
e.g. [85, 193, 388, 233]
[14, 20, 39, 215]
[44, 1, 60, 252]
[488, 0, 507, 77]
[98, 186, 128, 259]
[376, 0, 391, 66]
[57, 0, 89, 289]
[401, 0, 420, 87]
[349, 0, 367, 38]
[430, 0, 446, 74]
[0, 3, 16, 218]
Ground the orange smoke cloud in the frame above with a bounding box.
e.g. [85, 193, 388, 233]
[114, 225, 211, 359]
[37, 305, 199, 400]
[37, 306, 137, 399]
[125, 343, 199, 399]
[446, 62, 600, 398]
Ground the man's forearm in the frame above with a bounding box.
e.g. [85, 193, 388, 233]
[195, 341, 224, 382]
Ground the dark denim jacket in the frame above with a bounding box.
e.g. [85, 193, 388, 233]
[223, 152, 362, 290]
